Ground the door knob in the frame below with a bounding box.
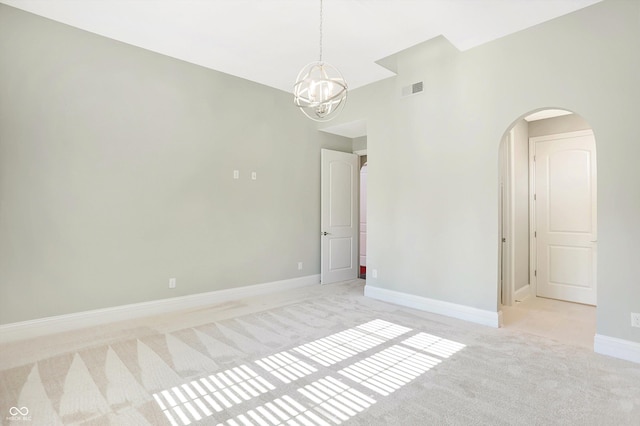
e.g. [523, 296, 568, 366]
[322, 231, 329, 236]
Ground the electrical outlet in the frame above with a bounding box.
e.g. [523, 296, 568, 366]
[371, 269, 378, 278]
[233, 170, 239, 179]
[169, 278, 176, 289]
[631, 313, 640, 328]
[297, 262, 303, 270]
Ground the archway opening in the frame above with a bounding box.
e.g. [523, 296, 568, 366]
[498, 108, 597, 349]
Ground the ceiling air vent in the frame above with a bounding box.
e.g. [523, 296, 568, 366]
[401, 81, 424, 97]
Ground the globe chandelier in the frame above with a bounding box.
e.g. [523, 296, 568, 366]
[293, 0, 348, 122]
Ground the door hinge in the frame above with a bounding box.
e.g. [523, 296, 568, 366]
[534, 231, 537, 238]
[502, 238, 506, 243]
[534, 270, 537, 277]
[534, 194, 536, 201]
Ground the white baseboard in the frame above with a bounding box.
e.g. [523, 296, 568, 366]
[364, 285, 501, 328]
[594, 334, 640, 364]
[0, 274, 320, 343]
[514, 284, 531, 302]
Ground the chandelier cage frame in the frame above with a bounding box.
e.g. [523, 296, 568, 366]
[293, 0, 348, 122]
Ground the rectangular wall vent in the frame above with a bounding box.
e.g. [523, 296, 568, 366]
[401, 81, 424, 97]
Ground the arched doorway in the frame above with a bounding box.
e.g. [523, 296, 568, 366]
[499, 108, 597, 349]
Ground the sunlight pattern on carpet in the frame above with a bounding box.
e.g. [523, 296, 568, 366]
[255, 351, 317, 384]
[154, 365, 275, 425]
[220, 395, 325, 426]
[401, 332, 466, 358]
[338, 345, 441, 396]
[292, 319, 411, 367]
[152, 319, 464, 425]
[297, 376, 376, 424]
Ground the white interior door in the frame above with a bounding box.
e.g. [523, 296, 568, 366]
[321, 149, 359, 284]
[533, 130, 597, 305]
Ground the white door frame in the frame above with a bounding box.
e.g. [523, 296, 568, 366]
[500, 129, 516, 306]
[528, 137, 538, 297]
[359, 160, 368, 277]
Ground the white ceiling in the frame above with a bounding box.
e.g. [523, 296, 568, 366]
[2, 0, 602, 93]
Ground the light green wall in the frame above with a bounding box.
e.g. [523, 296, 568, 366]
[330, 0, 640, 343]
[0, 5, 351, 324]
[352, 136, 367, 153]
[2, 1, 639, 346]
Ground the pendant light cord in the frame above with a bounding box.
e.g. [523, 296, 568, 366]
[319, 0, 323, 62]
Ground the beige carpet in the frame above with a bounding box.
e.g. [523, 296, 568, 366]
[1, 280, 639, 425]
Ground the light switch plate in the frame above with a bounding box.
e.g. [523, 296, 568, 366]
[631, 313, 640, 328]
